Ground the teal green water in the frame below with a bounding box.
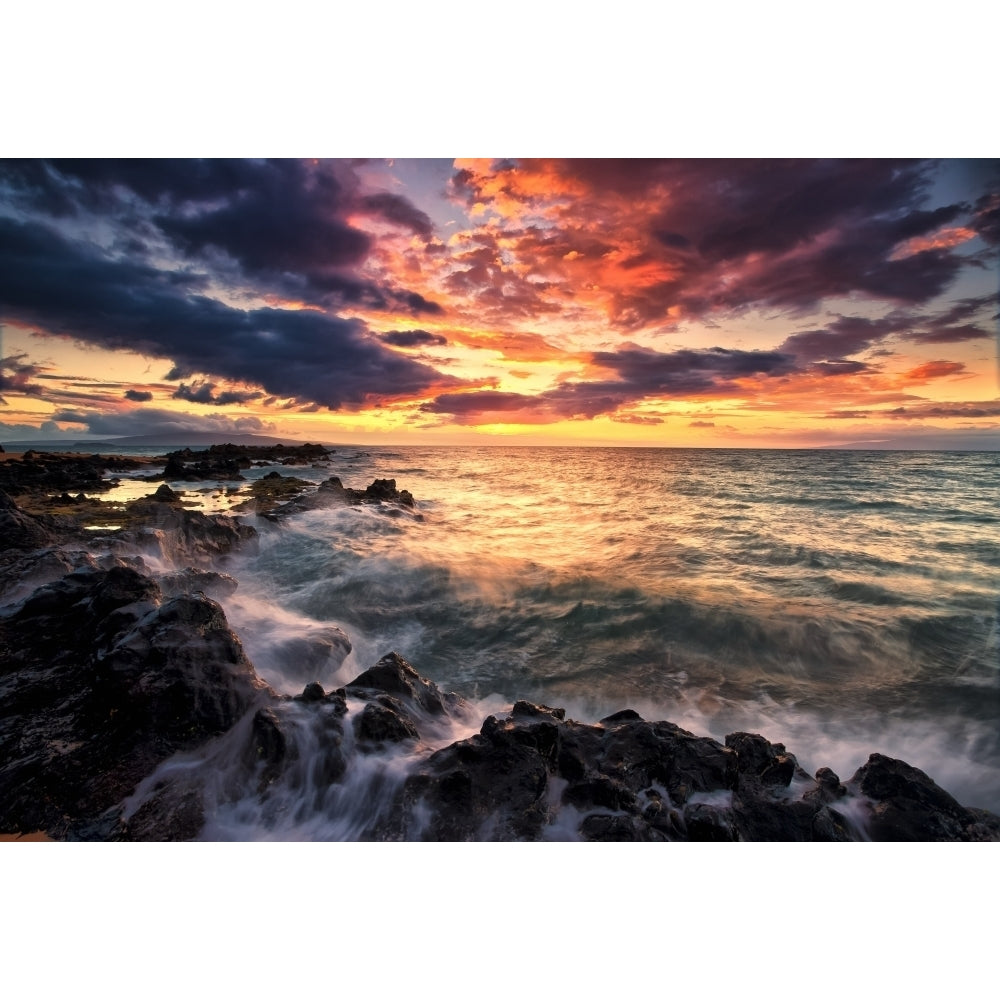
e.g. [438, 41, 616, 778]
[212, 447, 1000, 813]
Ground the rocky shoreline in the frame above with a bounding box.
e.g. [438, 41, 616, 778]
[1, 446, 997, 841]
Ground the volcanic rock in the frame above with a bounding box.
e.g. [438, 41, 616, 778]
[0, 565, 268, 839]
[847, 753, 1000, 841]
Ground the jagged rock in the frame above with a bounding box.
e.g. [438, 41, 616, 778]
[804, 766, 846, 805]
[297, 682, 326, 703]
[238, 626, 351, 686]
[0, 452, 140, 497]
[119, 501, 258, 566]
[152, 484, 182, 503]
[579, 814, 647, 842]
[847, 753, 1000, 841]
[159, 567, 239, 599]
[354, 701, 420, 746]
[387, 719, 551, 840]
[600, 708, 643, 724]
[0, 565, 269, 839]
[683, 802, 738, 841]
[122, 775, 207, 842]
[0, 488, 56, 552]
[267, 477, 418, 520]
[512, 700, 566, 721]
[230, 474, 312, 514]
[346, 651, 470, 720]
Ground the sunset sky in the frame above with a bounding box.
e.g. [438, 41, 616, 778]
[1, 158, 997, 448]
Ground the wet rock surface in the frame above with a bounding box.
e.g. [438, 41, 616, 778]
[0, 564, 268, 839]
[155, 443, 333, 483]
[0, 452, 141, 497]
[267, 477, 418, 520]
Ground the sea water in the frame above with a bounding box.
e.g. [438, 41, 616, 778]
[177, 446, 997, 816]
[96, 445, 1000, 831]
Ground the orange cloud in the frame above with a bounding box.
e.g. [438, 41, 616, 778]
[902, 360, 967, 382]
[889, 227, 978, 260]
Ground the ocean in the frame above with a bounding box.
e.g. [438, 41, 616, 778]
[98, 445, 1000, 834]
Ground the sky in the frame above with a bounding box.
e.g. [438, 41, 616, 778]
[1, 158, 998, 449]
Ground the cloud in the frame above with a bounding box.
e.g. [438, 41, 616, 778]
[0, 217, 467, 409]
[0, 352, 45, 396]
[892, 402, 1000, 419]
[422, 390, 531, 415]
[172, 381, 263, 406]
[49, 406, 277, 437]
[448, 159, 987, 329]
[423, 343, 797, 423]
[378, 329, 449, 348]
[0, 159, 445, 321]
[779, 315, 902, 363]
[971, 190, 1000, 246]
[124, 389, 153, 402]
[689, 420, 715, 427]
[902, 360, 966, 382]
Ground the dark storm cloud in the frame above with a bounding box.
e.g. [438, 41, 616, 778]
[172, 382, 264, 406]
[779, 315, 903, 362]
[422, 390, 531, 415]
[0, 158, 444, 316]
[359, 193, 434, 238]
[124, 389, 153, 402]
[888, 402, 1000, 419]
[590, 345, 794, 392]
[0, 217, 462, 409]
[0, 352, 44, 395]
[971, 190, 1000, 246]
[378, 329, 449, 348]
[424, 344, 797, 423]
[779, 299, 994, 361]
[905, 295, 996, 344]
[462, 159, 986, 326]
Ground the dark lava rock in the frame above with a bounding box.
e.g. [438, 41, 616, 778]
[563, 775, 637, 813]
[511, 700, 566, 721]
[0, 565, 269, 839]
[361, 479, 415, 507]
[804, 766, 846, 805]
[600, 708, 643, 725]
[847, 753, 1000, 841]
[354, 701, 420, 746]
[0, 488, 57, 552]
[123, 774, 208, 842]
[600, 720, 738, 806]
[297, 682, 326, 703]
[244, 627, 351, 685]
[268, 476, 418, 520]
[159, 567, 239, 599]
[579, 814, 646, 842]
[374, 707, 743, 841]
[385, 721, 552, 841]
[0, 452, 140, 498]
[152, 484, 182, 503]
[159, 447, 247, 482]
[346, 651, 470, 720]
[725, 731, 800, 788]
[0, 547, 102, 606]
[155, 444, 331, 488]
[119, 500, 258, 566]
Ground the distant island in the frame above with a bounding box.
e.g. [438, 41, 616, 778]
[1, 433, 325, 452]
[86, 432, 316, 448]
